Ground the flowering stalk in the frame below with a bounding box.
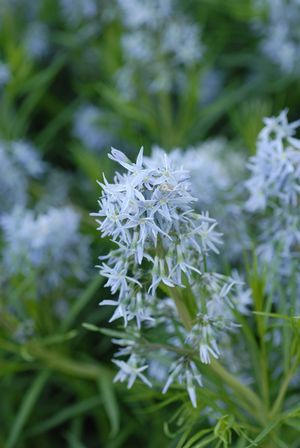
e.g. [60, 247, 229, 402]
[93, 146, 256, 412]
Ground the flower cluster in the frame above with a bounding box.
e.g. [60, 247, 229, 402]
[256, 0, 300, 74]
[0, 140, 45, 214]
[24, 22, 50, 59]
[94, 147, 249, 407]
[115, 0, 204, 97]
[245, 109, 300, 289]
[37, 169, 72, 211]
[94, 147, 221, 320]
[1, 206, 90, 293]
[149, 140, 249, 263]
[246, 109, 300, 212]
[72, 104, 116, 152]
[59, 0, 98, 27]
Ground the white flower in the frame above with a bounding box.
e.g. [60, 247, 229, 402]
[60, 0, 97, 26]
[1, 206, 90, 292]
[245, 109, 300, 300]
[260, 109, 300, 143]
[246, 110, 300, 211]
[113, 355, 152, 389]
[95, 145, 248, 401]
[162, 357, 202, 408]
[9, 141, 45, 177]
[93, 146, 221, 325]
[161, 17, 204, 67]
[148, 140, 248, 263]
[117, 0, 172, 30]
[187, 314, 221, 364]
[116, 0, 204, 96]
[256, 0, 300, 73]
[24, 22, 49, 59]
[73, 104, 114, 152]
[0, 140, 45, 214]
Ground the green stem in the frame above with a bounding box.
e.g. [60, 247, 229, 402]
[259, 337, 270, 411]
[210, 360, 266, 425]
[144, 337, 265, 424]
[168, 286, 193, 331]
[168, 286, 266, 425]
[270, 346, 300, 418]
[27, 343, 110, 380]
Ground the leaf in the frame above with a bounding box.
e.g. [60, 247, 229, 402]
[284, 418, 300, 432]
[97, 327, 132, 340]
[184, 433, 216, 448]
[38, 330, 78, 346]
[14, 56, 66, 136]
[95, 83, 156, 133]
[5, 370, 50, 448]
[82, 322, 103, 333]
[252, 311, 300, 321]
[25, 396, 101, 438]
[36, 99, 80, 151]
[61, 276, 103, 332]
[98, 374, 120, 437]
[64, 432, 88, 448]
[245, 418, 282, 447]
[70, 146, 104, 181]
[177, 429, 212, 448]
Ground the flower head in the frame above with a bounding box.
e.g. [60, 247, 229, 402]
[1, 206, 90, 293]
[94, 146, 248, 407]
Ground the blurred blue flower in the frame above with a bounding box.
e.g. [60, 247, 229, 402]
[1, 206, 91, 292]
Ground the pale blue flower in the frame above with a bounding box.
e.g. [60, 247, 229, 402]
[93, 147, 221, 325]
[162, 357, 202, 408]
[113, 355, 152, 389]
[1, 206, 90, 292]
[0, 140, 44, 214]
[95, 146, 250, 406]
[116, 0, 204, 96]
[245, 109, 300, 297]
[0, 62, 10, 87]
[24, 22, 50, 59]
[149, 140, 249, 263]
[256, 0, 300, 73]
[73, 104, 114, 152]
[60, 0, 98, 26]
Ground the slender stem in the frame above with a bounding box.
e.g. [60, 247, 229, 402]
[210, 359, 266, 425]
[252, 270, 270, 411]
[145, 339, 265, 424]
[259, 336, 270, 411]
[168, 286, 193, 331]
[270, 345, 300, 418]
[27, 343, 110, 380]
[157, 284, 266, 425]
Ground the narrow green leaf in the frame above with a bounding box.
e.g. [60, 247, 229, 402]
[97, 327, 131, 340]
[25, 396, 101, 438]
[98, 374, 120, 437]
[245, 418, 282, 447]
[184, 433, 216, 448]
[5, 370, 50, 448]
[61, 276, 103, 332]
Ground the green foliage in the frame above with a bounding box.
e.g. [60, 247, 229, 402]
[1, 0, 300, 447]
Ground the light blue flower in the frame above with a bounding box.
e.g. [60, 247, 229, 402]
[1, 206, 90, 293]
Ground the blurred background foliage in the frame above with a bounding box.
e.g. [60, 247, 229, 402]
[0, 0, 300, 446]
